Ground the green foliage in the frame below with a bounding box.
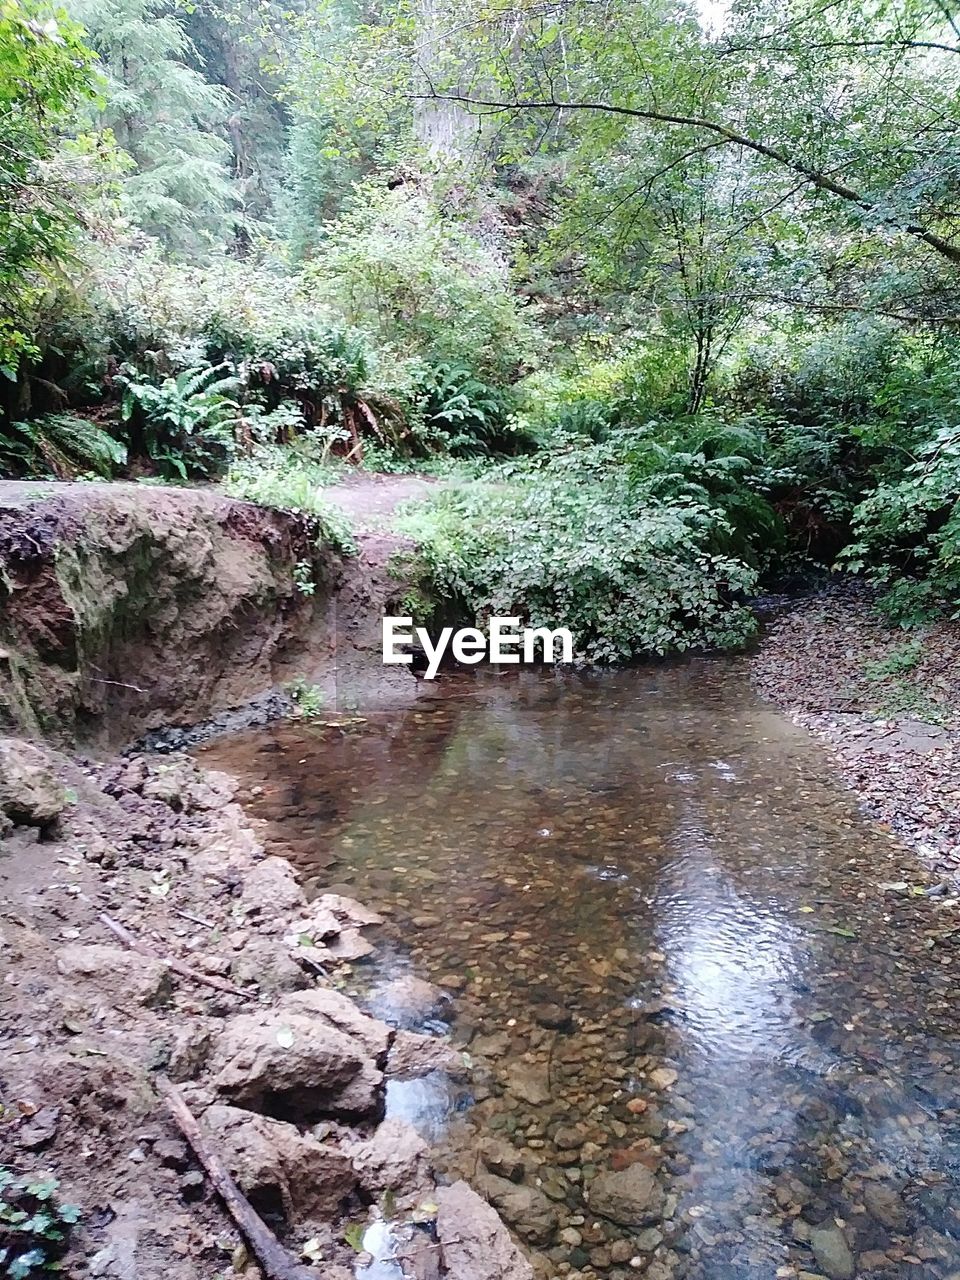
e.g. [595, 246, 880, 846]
[285, 676, 326, 717]
[399, 441, 760, 662]
[305, 184, 540, 389]
[223, 442, 355, 552]
[70, 0, 237, 254]
[119, 361, 241, 478]
[0, 412, 126, 478]
[0, 1167, 81, 1277]
[0, 0, 99, 374]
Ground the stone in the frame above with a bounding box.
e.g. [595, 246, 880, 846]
[203, 1104, 355, 1220]
[231, 940, 309, 995]
[808, 1222, 855, 1280]
[477, 1135, 525, 1182]
[211, 1007, 377, 1119]
[503, 1061, 552, 1106]
[313, 893, 384, 928]
[863, 1182, 909, 1231]
[0, 738, 66, 828]
[56, 944, 172, 1008]
[471, 1031, 511, 1058]
[476, 1173, 559, 1245]
[154, 1138, 190, 1171]
[241, 857, 307, 918]
[532, 1002, 574, 1031]
[588, 1165, 665, 1228]
[279, 987, 391, 1061]
[17, 1105, 60, 1150]
[371, 975, 449, 1027]
[647, 1067, 678, 1091]
[435, 1180, 535, 1280]
[387, 1029, 467, 1079]
[344, 1117, 432, 1197]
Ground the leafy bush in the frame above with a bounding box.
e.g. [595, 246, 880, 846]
[398, 447, 759, 662]
[0, 1168, 80, 1278]
[119, 362, 241, 479]
[305, 184, 540, 389]
[0, 413, 126, 478]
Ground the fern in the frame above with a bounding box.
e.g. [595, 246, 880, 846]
[0, 414, 127, 479]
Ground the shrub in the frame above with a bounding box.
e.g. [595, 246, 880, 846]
[0, 413, 126, 478]
[119, 361, 242, 479]
[0, 1168, 80, 1278]
[398, 447, 759, 662]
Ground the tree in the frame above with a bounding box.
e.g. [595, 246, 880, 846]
[70, 0, 237, 254]
[0, 0, 99, 375]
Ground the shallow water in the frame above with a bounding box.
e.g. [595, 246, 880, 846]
[200, 662, 960, 1278]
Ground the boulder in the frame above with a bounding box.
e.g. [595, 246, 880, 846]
[475, 1173, 558, 1245]
[808, 1221, 855, 1280]
[314, 893, 384, 929]
[56, 944, 172, 1008]
[587, 1164, 665, 1228]
[241, 857, 307, 918]
[211, 1010, 369, 1119]
[344, 1117, 432, 1197]
[435, 1180, 535, 1280]
[863, 1182, 909, 1232]
[476, 1136, 525, 1183]
[202, 1104, 356, 1220]
[387, 1030, 467, 1080]
[0, 738, 66, 828]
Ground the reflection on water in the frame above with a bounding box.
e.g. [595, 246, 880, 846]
[201, 661, 960, 1278]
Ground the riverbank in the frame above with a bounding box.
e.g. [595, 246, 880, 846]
[0, 735, 530, 1279]
[750, 583, 960, 874]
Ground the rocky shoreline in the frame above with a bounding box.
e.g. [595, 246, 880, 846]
[0, 737, 531, 1279]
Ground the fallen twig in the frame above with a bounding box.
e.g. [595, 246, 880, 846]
[156, 1075, 317, 1280]
[99, 913, 255, 1001]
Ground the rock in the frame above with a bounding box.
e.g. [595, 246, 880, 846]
[553, 1126, 584, 1151]
[863, 1182, 909, 1231]
[387, 1029, 466, 1079]
[502, 1062, 551, 1106]
[371, 975, 449, 1027]
[588, 1164, 665, 1227]
[471, 1031, 511, 1058]
[154, 1138, 190, 1171]
[279, 987, 391, 1061]
[808, 1221, 855, 1280]
[314, 893, 384, 928]
[203, 1104, 355, 1220]
[211, 1006, 378, 1119]
[476, 1173, 559, 1245]
[17, 1105, 60, 1149]
[231, 939, 310, 995]
[344, 1117, 432, 1197]
[477, 1135, 525, 1182]
[647, 1067, 678, 1090]
[324, 927, 375, 962]
[531, 1002, 574, 1031]
[0, 738, 66, 828]
[435, 1180, 535, 1280]
[241, 857, 307, 918]
[179, 1170, 206, 1201]
[56, 944, 172, 1008]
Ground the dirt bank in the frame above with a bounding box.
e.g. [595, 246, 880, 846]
[751, 583, 960, 874]
[0, 735, 532, 1280]
[0, 479, 436, 751]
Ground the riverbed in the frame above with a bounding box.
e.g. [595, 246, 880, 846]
[200, 660, 960, 1279]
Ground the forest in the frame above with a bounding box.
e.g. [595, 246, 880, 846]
[5, 0, 960, 658]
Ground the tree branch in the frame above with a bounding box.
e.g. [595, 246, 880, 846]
[412, 88, 960, 265]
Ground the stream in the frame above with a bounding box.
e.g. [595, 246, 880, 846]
[200, 660, 960, 1279]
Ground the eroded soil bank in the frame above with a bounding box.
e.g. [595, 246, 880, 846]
[0, 479, 429, 751]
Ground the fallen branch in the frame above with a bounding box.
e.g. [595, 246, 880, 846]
[156, 1075, 317, 1280]
[99, 913, 256, 1001]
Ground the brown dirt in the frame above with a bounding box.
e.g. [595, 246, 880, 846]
[0, 738, 523, 1280]
[750, 584, 960, 874]
[0, 477, 439, 749]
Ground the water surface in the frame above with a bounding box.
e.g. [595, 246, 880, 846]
[201, 662, 960, 1278]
